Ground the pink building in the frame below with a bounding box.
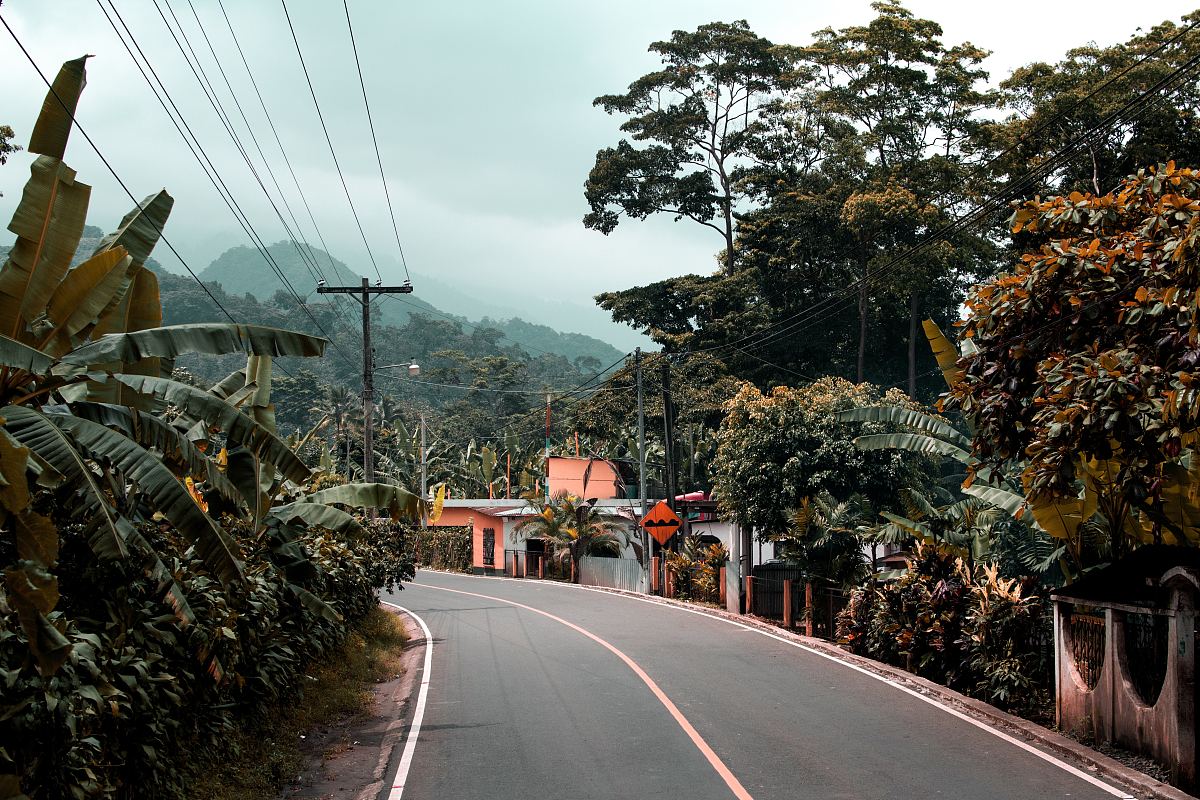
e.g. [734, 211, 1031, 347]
[427, 456, 629, 573]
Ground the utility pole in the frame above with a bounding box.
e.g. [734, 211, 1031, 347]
[636, 348, 649, 592]
[661, 360, 677, 547]
[544, 393, 552, 503]
[420, 413, 428, 529]
[317, 277, 413, 484]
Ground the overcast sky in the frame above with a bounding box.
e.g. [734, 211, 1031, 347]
[1, 0, 1197, 349]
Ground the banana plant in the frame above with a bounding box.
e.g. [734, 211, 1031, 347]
[0, 57, 423, 678]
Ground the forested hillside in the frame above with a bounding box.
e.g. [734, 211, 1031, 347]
[199, 241, 623, 365]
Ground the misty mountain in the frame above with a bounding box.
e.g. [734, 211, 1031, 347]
[199, 241, 624, 365]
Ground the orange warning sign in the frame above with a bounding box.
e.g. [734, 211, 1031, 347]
[641, 500, 682, 546]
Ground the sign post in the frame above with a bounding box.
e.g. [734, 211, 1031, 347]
[641, 501, 682, 593]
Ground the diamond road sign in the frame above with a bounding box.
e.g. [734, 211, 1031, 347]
[641, 500, 682, 546]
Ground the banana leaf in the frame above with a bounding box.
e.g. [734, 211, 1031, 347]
[923, 319, 963, 391]
[62, 401, 243, 508]
[27, 56, 89, 159]
[2, 407, 198, 622]
[961, 483, 1028, 518]
[295, 482, 421, 520]
[854, 432, 972, 464]
[2, 405, 129, 560]
[0, 334, 53, 374]
[49, 413, 244, 585]
[835, 405, 970, 449]
[40, 248, 132, 356]
[92, 190, 174, 271]
[62, 323, 327, 366]
[268, 501, 362, 535]
[102, 374, 310, 484]
[0, 156, 91, 342]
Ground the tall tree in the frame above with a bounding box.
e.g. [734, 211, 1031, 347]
[584, 20, 792, 272]
[800, 0, 995, 394]
[989, 10, 1200, 197]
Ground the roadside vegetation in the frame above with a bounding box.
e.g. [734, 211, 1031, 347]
[185, 606, 408, 800]
[0, 60, 421, 799]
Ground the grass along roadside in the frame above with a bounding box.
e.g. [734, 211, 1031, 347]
[185, 605, 409, 800]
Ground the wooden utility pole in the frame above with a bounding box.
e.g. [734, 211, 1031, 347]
[317, 277, 413, 484]
[635, 348, 649, 590]
[661, 360, 678, 546]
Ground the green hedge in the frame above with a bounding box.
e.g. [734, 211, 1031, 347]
[837, 543, 1051, 715]
[0, 517, 413, 799]
[410, 526, 472, 572]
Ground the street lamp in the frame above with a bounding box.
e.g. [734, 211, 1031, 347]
[377, 361, 421, 377]
[376, 360, 426, 523]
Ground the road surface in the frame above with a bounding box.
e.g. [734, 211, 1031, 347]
[381, 570, 1130, 800]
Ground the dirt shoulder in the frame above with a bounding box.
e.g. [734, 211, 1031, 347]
[279, 605, 425, 800]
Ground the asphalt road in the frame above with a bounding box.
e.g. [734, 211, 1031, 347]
[382, 570, 1128, 800]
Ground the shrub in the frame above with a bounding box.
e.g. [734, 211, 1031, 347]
[1, 514, 414, 799]
[837, 543, 1050, 715]
[410, 526, 472, 572]
[664, 535, 728, 603]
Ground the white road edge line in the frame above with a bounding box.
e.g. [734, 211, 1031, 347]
[380, 602, 433, 800]
[434, 572, 1135, 800]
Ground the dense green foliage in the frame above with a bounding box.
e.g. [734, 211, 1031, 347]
[838, 545, 1051, 715]
[0, 59, 423, 798]
[2, 517, 413, 799]
[410, 525, 473, 572]
[710, 377, 934, 535]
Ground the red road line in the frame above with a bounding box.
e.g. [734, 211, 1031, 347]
[422, 583, 755, 800]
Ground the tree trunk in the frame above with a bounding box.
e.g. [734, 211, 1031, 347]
[908, 292, 920, 398]
[857, 278, 868, 384]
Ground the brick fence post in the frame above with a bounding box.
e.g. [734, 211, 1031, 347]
[783, 579, 794, 628]
[805, 582, 814, 637]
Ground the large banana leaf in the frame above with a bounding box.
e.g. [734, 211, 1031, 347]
[0, 334, 54, 374]
[835, 406, 970, 449]
[90, 265, 160, 340]
[0, 157, 91, 342]
[854, 432, 972, 464]
[1029, 495, 1086, 542]
[961, 483, 1028, 518]
[923, 319, 963, 391]
[268, 501, 362, 535]
[49, 414, 244, 585]
[62, 323, 327, 366]
[3, 405, 129, 560]
[295, 482, 421, 520]
[40, 248, 132, 356]
[105, 374, 310, 484]
[27, 56, 89, 159]
[92, 190, 174, 271]
[62, 402, 243, 508]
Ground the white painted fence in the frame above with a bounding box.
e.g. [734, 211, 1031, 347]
[579, 556, 643, 592]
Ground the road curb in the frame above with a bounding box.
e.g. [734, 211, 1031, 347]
[356, 604, 426, 800]
[540, 579, 1194, 800]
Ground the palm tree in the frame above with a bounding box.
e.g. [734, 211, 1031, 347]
[772, 494, 871, 588]
[513, 490, 630, 581]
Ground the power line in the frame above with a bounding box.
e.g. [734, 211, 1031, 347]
[213, 0, 355, 294]
[374, 372, 636, 395]
[342, 0, 412, 284]
[98, 0, 358, 371]
[689, 39, 1200, 362]
[176, 0, 370, 350]
[280, 0, 384, 283]
[0, 13, 239, 329]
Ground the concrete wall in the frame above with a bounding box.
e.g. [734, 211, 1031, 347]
[1055, 573, 1198, 791]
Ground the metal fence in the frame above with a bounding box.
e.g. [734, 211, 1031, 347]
[580, 556, 644, 592]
